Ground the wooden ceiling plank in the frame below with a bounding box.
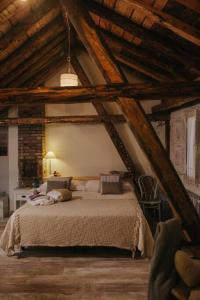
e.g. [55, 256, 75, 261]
[0, 0, 13, 13]
[0, 0, 44, 37]
[23, 53, 66, 88]
[0, 1, 60, 61]
[2, 32, 66, 88]
[175, 0, 200, 14]
[0, 17, 63, 81]
[115, 53, 168, 80]
[13, 43, 65, 87]
[59, 0, 200, 242]
[101, 29, 189, 80]
[86, 0, 200, 74]
[123, 0, 200, 46]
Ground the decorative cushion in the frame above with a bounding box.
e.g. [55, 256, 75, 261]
[122, 180, 134, 192]
[175, 250, 200, 288]
[70, 180, 86, 191]
[100, 174, 122, 194]
[52, 189, 72, 202]
[101, 181, 122, 194]
[100, 174, 121, 183]
[85, 180, 100, 192]
[46, 177, 72, 193]
[37, 182, 47, 194]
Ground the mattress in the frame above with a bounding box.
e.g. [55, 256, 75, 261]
[0, 191, 154, 257]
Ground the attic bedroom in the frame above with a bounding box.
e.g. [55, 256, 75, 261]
[0, 0, 200, 299]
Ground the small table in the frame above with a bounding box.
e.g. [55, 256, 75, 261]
[14, 188, 33, 211]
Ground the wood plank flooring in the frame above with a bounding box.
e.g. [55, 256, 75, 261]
[0, 218, 150, 300]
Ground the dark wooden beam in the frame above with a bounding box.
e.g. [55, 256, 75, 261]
[152, 97, 200, 114]
[13, 43, 66, 88]
[101, 30, 191, 81]
[147, 113, 170, 122]
[115, 53, 170, 81]
[62, 0, 200, 243]
[175, 0, 200, 14]
[0, 0, 13, 12]
[0, 82, 200, 103]
[0, 115, 125, 125]
[165, 119, 170, 156]
[0, 17, 64, 81]
[1, 32, 66, 88]
[71, 55, 140, 179]
[0, 2, 59, 62]
[124, 0, 200, 47]
[23, 54, 66, 88]
[86, 0, 200, 75]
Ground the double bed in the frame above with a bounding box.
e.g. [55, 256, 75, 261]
[0, 190, 154, 257]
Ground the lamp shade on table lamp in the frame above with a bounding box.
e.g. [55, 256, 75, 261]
[45, 151, 56, 175]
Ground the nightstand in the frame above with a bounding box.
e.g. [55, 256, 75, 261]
[14, 188, 33, 211]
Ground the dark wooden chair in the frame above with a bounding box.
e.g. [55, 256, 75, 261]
[138, 175, 161, 221]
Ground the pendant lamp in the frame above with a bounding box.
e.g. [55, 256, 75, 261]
[60, 8, 78, 87]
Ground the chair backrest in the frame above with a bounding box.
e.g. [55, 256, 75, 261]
[138, 175, 159, 202]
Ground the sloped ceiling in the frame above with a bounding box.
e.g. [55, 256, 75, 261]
[0, 0, 200, 90]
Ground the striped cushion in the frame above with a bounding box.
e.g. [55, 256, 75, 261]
[100, 174, 121, 183]
[100, 174, 122, 194]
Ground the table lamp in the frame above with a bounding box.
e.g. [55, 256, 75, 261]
[45, 151, 56, 176]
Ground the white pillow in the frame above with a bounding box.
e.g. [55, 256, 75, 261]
[47, 190, 63, 202]
[85, 180, 100, 192]
[122, 180, 134, 192]
[37, 182, 47, 194]
[70, 180, 86, 191]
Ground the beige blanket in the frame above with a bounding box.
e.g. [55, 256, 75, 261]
[0, 191, 154, 257]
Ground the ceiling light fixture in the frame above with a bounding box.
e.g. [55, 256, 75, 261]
[60, 8, 78, 87]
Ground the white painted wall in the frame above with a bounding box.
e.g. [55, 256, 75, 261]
[44, 51, 163, 179]
[8, 107, 18, 211]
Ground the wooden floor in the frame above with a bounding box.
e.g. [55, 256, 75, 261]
[0, 219, 150, 300]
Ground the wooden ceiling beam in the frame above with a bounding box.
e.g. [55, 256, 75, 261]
[61, 0, 200, 243]
[175, 0, 200, 14]
[0, 0, 45, 37]
[115, 53, 167, 81]
[13, 43, 66, 88]
[0, 115, 125, 125]
[0, 82, 200, 103]
[124, 0, 200, 47]
[86, 0, 200, 74]
[0, 17, 64, 81]
[23, 53, 66, 88]
[101, 30, 189, 80]
[1, 32, 66, 88]
[152, 98, 200, 114]
[0, 1, 60, 62]
[0, 0, 13, 12]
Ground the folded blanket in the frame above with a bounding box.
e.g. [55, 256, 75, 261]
[28, 189, 72, 206]
[47, 190, 63, 202]
[28, 196, 55, 206]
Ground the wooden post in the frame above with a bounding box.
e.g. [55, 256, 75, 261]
[61, 0, 200, 243]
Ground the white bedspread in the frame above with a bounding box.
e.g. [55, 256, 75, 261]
[0, 191, 154, 257]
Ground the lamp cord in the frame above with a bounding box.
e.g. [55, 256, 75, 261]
[66, 9, 71, 73]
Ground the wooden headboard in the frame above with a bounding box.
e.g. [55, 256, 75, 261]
[44, 176, 100, 182]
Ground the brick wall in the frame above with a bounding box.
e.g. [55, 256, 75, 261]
[0, 126, 8, 156]
[18, 105, 45, 187]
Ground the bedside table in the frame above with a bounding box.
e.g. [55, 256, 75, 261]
[14, 188, 33, 211]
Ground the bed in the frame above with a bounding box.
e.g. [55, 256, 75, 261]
[0, 190, 154, 257]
